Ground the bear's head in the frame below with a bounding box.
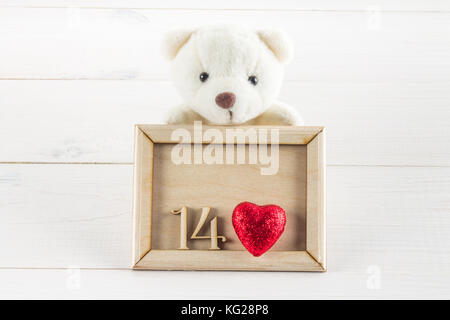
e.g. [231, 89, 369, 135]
[163, 25, 293, 124]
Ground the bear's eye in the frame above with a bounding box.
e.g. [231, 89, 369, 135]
[199, 72, 209, 82]
[248, 75, 258, 86]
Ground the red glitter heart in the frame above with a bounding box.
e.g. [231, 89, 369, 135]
[232, 202, 286, 257]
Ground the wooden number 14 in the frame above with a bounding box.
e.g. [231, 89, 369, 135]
[171, 207, 227, 250]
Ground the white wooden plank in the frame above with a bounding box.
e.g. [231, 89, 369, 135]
[0, 164, 132, 268]
[1, 0, 449, 11]
[0, 267, 448, 300]
[0, 164, 449, 298]
[1, 8, 449, 82]
[293, 82, 450, 166]
[1, 80, 449, 166]
[0, 80, 171, 163]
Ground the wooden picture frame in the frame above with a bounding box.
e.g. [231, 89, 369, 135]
[132, 125, 326, 271]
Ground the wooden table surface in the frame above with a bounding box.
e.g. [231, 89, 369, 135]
[0, 0, 449, 299]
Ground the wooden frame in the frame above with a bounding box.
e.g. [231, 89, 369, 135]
[132, 125, 326, 271]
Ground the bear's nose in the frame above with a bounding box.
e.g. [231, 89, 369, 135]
[215, 92, 236, 109]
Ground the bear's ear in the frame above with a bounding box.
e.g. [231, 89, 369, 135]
[162, 28, 195, 60]
[257, 29, 293, 64]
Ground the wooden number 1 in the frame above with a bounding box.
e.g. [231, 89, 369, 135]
[170, 207, 189, 250]
[171, 206, 227, 250]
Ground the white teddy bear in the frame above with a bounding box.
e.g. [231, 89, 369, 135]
[163, 25, 303, 125]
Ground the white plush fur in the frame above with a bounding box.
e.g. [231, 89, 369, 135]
[163, 25, 303, 125]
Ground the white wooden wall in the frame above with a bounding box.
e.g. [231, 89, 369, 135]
[0, 1, 449, 299]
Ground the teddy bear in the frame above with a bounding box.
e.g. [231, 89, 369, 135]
[162, 25, 303, 125]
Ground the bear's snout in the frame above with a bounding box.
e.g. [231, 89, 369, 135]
[215, 92, 236, 109]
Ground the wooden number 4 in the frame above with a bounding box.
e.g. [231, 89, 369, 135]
[191, 207, 227, 250]
[171, 206, 227, 250]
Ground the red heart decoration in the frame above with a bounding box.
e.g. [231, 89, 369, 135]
[232, 202, 286, 257]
